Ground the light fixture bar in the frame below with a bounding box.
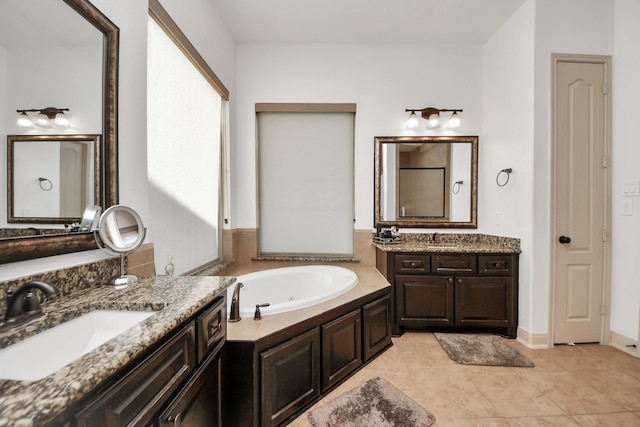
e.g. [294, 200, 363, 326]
[16, 107, 71, 128]
[405, 107, 463, 119]
[404, 107, 463, 129]
[16, 107, 69, 118]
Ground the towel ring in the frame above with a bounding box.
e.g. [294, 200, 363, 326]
[496, 168, 512, 187]
[38, 177, 53, 191]
[452, 180, 463, 194]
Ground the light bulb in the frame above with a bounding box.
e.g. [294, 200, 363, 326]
[406, 112, 420, 129]
[34, 113, 51, 128]
[16, 112, 33, 127]
[426, 113, 440, 129]
[54, 112, 70, 127]
[448, 112, 461, 129]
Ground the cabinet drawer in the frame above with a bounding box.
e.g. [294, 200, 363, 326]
[478, 255, 514, 275]
[76, 322, 196, 427]
[197, 296, 226, 363]
[395, 254, 430, 274]
[431, 254, 477, 273]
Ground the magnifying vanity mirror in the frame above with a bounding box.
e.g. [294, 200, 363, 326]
[374, 136, 478, 229]
[95, 205, 146, 287]
[0, 0, 119, 264]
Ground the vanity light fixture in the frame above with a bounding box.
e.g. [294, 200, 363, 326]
[405, 107, 463, 130]
[16, 108, 71, 128]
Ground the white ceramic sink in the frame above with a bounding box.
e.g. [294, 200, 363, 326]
[0, 310, 154, 381]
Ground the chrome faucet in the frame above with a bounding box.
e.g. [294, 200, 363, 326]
[1, 280, 60, 332]
[228, 282, 244, 323]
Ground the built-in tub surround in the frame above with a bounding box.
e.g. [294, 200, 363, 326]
[373, 232, 521, 253]
[229, 265, 358, 318]
[0, 275, 234, 426]
[217, 262, 391, 426]
[218, 262, 390, 342]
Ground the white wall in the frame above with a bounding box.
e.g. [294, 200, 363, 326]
[611, 0, 640, 341]
[235, 43, 483, 230]
[482, 1, 536, 335]
[532, 0, 614, 338]
[484, 0, 625, 340]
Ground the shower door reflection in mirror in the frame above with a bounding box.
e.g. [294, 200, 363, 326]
[375, 136, 478, 229]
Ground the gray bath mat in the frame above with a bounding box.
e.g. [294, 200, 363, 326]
[434, 333, 534, 367]
[308, 376, 435, 427]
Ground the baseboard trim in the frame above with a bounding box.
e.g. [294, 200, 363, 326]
[610, 331, 640, 358]
[516, 326, 550, 349]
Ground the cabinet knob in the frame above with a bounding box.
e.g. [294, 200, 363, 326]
[410, 262, 416, 267]
[167, 413, 182, 427]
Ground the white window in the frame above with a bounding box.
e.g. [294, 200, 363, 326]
[257, 104, 355, 257]
[147, 9, 228, 274]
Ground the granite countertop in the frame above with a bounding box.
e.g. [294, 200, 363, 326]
[372, 233, 521, 254]
[0, 275, 235, 427]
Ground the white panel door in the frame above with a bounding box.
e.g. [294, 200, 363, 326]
[553, 57, 608, 344]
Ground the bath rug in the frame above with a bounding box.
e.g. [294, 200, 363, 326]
[434, 333, 534, 367]
[308, 376, 435, 427]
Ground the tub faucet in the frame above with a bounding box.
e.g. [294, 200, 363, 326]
[254, 303, 270, 321]
[229, 282, 244, 323]
[0, 280, 60, 332]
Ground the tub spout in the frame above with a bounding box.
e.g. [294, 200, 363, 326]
[229, 282, 244, 322]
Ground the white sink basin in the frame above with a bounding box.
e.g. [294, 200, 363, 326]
[0, 310, 154, 381]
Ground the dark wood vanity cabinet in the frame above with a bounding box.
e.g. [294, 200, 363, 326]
[223, 291, 392, 427]
[72, 296, 226, 427]
[378, 250, 518, 338]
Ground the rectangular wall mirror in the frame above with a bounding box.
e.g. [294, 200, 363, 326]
[374, 136, 478, 228]
[0, 0, 119, 264]
[7, 134, 101, 224]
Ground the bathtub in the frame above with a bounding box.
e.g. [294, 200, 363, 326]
[227, 265, 358, 318]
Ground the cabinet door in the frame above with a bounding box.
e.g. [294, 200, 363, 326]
[455, 277, 514, 327]
[362, 295, 392, 361]
[321, 310, 362, 391]
[395, 275, 454, 327]
[158, 347, 222, 427]
[76, 323, 196, 427]
[261, 328, 320, 427]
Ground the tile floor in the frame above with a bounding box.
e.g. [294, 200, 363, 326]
[289, 332, 640, 427]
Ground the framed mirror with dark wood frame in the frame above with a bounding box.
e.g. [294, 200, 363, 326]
[374, 136, 478, 229]
[1, 0, 119, 263]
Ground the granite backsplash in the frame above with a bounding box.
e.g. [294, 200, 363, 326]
[0, 257, 121, 315]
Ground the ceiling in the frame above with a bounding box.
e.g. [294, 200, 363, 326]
[212, 0, 527, 44]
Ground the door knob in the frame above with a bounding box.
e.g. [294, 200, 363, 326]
[559, 236, 571, 244]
